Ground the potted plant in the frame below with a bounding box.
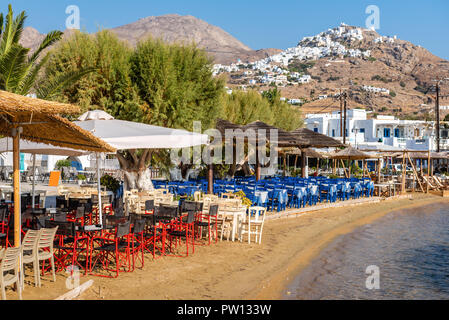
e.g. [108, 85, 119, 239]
[233, 190, 252, 208]
[77, 174, 86, 185]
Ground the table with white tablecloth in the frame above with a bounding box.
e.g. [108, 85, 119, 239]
[254, 191, 268, 206]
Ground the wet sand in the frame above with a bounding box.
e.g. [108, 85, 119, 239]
[6, 193, 448, 300]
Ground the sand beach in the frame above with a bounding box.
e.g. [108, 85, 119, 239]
[6, 193, 447, 300]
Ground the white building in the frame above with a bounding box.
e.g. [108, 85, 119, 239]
[305, 109, 449, 151]
[288, 99, 302, 105]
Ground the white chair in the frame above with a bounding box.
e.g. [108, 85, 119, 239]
[35, 227, 58, 287]
[0, 246, 22, 300]
[21, 229, 42, 288]
[239, 207, 266, 244]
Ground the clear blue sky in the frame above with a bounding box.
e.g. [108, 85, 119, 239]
[5, 0, 449, 59]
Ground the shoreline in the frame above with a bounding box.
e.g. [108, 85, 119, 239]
[8, 193, 449, 300]
[253, 193, 449, 300]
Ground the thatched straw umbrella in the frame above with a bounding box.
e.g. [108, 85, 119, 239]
[289, 127, 345, 177]
[280, 147, 327, 176]
[290, 128, 344, 148]
[0, 90, 115, 247]
[243, 121, 309, 180]
[330, 147, 371, 178]
[215, 119, 310, 181]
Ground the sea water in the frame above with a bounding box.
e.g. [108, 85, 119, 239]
[285, 202, 449, 300]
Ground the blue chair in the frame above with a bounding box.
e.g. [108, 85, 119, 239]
[267, 189, 287, 212]
[352, 183, 362, 199]
[308, 185, 319, 206]
[293, 187, 307, 208]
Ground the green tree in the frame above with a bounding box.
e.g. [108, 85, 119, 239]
[220, 90, 273, 125]
[261, 88, 282, 104]
[220, 89, 303, 130]
[42, 30, 141, 120]
[0, 4, 91, 98]
[130, 37, 224, 131]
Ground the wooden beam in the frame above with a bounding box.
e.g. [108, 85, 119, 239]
[407, 152, 425, 193]
[377, 159, 381, 183]
[13, 130, 21, 247]
[401, 151, 406, 194]
[427, 150, 431, 193]
[301, 151, 307, 178]
[55, 280, 94, 300]
[340, 159, 348, 178]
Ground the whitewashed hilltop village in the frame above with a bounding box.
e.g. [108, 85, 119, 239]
[213, 24, 396, 87]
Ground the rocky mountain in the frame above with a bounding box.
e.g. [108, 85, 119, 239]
[19, 14, 278, 65]
[19, 26, 46, 52]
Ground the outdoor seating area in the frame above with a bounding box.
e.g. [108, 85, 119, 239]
[0, 185, 270, 298]
[153, 176, 375, 212]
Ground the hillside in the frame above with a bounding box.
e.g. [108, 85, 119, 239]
[217, 24, 449, 119]
[20, 20, 449, 119]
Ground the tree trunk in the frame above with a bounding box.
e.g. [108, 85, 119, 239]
[116, 149, 155, 192]
[123, 167, 154, 191]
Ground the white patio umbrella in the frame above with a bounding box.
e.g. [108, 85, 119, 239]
[0, 137, 88, 208]
[74, 110, 210, 226]
[74, 110, 209, 150]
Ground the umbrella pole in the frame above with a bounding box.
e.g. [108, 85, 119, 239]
[208, 164, 214, 194]
[348, 159, 351, 178]
[96, 153, 103, 225]
[12, 128, 21, 247]
[283, 154, 286, 177]
[31, 153, 36, 209]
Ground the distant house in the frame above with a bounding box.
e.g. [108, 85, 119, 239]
[288, 99, 302, 105]
[305, 109, 445, 151]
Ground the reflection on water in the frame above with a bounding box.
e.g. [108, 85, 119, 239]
[285, 202, 449, 300]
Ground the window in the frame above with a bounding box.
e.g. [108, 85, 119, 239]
[314, 128, 318, 133]
[332, 129, 336, 137]
[394, 128, 400, 138]
[360, 128, 365, 133]
[384, 128, 391, 138]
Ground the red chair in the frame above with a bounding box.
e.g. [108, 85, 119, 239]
[144, 200, 155, 215]
[195, 204, 219, 245]
[147, 205, 179, 259]
[46, 220, 90, 276]
[166, 211, 195, 258]
[91, 194, 114, 224]
[67, 207, 86, 226]
[0, 205, 10, 248]
[130, 218, 146, 271]
[89, 220, 132, 278]
[140, 213, 163, 260]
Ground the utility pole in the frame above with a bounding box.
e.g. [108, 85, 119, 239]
[431, 78, 449, 153]
[343, 91, 347, 145]
[436, 82, 440, 152]
[339, 89, 343, 137]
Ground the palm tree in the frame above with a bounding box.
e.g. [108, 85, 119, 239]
[0, 4, 92, 99]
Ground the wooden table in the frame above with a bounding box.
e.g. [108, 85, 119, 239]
[374, 183, 392, 197]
